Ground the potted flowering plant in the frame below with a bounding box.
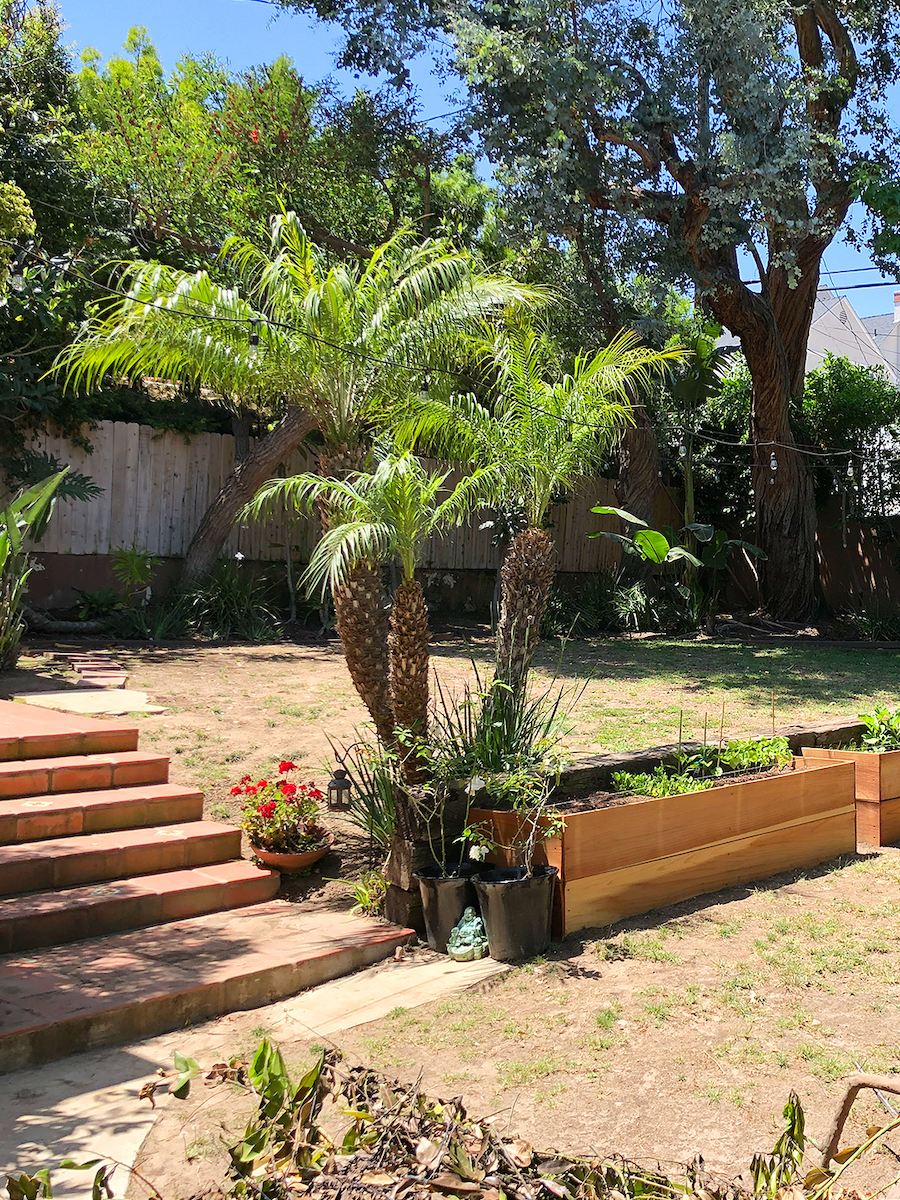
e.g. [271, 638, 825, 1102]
[233, 762, 333, 872]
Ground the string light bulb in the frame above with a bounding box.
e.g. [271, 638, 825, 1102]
[847, 460, 854, 479]
[248, 317, 260, 357]
[678, 440, 687, 459]
[769, 451, 778, 485]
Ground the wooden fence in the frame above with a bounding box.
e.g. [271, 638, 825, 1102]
[24, 421, 681, 573]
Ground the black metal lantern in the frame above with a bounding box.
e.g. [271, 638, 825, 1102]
[327, 767, 352, 810]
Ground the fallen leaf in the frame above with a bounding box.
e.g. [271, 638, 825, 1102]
[430, 1173, 482, 1192]
[504, 1139, 534, 1169]
[416, 1139, 444, 1171]
[361, 1171, 398, 1187]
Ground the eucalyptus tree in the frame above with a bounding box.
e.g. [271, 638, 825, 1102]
[247, 452, 499, 780]
[401, 322, 684, 690]
[56, 214, 538, 741]
[276, 0, 900, 619]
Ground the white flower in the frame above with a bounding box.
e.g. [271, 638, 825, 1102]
[469, 844, 489, 862]
[465, 776, 486, 795]
[234, 551, 245, 561]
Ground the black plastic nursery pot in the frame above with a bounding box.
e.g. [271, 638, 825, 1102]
[473, 865, 559, 962]
[414, 863, 480, 954]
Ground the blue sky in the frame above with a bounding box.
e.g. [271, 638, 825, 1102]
[61, 0, 900, 318]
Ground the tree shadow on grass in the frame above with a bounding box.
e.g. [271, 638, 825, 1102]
[523, 636, 900, 711]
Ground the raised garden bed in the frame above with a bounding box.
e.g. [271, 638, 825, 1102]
[470, 757, 856, 937]
[801, 746, 900, 848]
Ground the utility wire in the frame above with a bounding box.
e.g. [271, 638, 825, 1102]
[5, 245, 897, 470]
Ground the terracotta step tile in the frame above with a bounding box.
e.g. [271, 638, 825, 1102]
[0, 862, 278, 953]
[0, 702, 138, 760]
[0, 783, 204, 844]
[0, 821, 241, 896]
[0, 751, 168, 799]
[0, 902, 413, 1071]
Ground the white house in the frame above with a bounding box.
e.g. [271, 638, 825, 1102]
[718, 288, 899, 383]
[860, 292, 900, 382]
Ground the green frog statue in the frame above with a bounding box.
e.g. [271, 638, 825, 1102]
[447, 906, 489, 961]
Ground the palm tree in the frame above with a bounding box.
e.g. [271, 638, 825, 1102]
[400, 321, 686, 690]
[55, 213, 542, 744]
[246, 452, 499, 782]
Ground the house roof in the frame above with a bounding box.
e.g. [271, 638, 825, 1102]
[860, 312, 894, 344]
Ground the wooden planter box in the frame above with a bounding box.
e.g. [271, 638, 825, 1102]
[470, 758, 855, 937]
[801, 746, 900, 848]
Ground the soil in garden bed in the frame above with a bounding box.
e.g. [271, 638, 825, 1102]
[555, 763, 796, 812]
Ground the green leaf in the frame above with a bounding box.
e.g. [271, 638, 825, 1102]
[681, 522, 715, 542]
[590, 505, 649, 527]
[633, 529, 671, 563]
[663, 547, 702, 567]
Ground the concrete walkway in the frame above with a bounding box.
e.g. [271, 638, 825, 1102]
[0, 950, 506, 1198]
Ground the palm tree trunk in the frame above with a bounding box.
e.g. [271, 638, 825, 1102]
[318, 446, 395, 747]
[389, 577, 430, 783]
[495, 527, 557, 692]
[182, 404, 316, 583]
[332, 561, 396, 746]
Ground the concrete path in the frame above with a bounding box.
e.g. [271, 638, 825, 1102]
[11, 691, 166, 715]
[0, 951, 505, 1198]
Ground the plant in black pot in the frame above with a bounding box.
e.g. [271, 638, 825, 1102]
[412, 776, 482, 954]
[465, 771, 564, 962]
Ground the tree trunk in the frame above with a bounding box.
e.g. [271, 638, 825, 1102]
[706, 257, 822, 622]
[181, 404, 315, 583]
[389, 577, 430, 784]
[616, 403, 662, 582]
[231, 407, 252, 463]
[742, 331, 818, 621]
[495, 527, 557, 691]
[317, 445, 396, 749]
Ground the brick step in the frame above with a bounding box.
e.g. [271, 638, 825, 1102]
[0, 900, 414, 1071]
[0, 861, 279, 953]
[0, 822, 242, 897]
[0, 701, 138, 762]
[0, 751, 168, 800]
[0, 782, 204, 845]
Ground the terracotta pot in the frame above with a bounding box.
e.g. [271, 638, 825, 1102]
[252, 831, 334, 873]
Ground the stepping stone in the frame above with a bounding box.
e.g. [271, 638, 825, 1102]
[12, 691, 165, 716]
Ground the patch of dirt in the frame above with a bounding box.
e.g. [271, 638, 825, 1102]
[134, 848, 900, 1198]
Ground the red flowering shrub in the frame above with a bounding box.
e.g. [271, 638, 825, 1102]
[236, 761, 329, 854]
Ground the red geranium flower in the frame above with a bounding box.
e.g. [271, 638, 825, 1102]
[278, 760, 296, 774]
[257, 800, 276, 819]
[230, 786, 242, 795]
[257, 779, 268, 789]
[240, 775, 252, 784]
[246, 786, 258, 796]
[281, 782, 297, 798]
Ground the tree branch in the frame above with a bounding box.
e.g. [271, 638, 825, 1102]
[586, 122, 660, 174]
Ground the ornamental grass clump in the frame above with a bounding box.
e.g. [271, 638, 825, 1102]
[235, 762, 329, 854]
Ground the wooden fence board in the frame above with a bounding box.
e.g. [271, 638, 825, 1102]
[25, 420, 679, 570]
